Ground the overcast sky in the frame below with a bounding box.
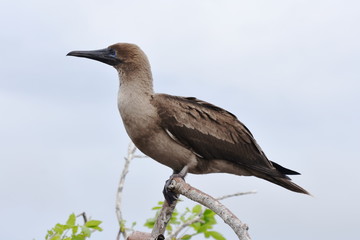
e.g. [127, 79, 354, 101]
[0, 0, 359, 239]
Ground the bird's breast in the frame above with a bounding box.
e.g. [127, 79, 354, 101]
[117, 90, 198, 172]
[118, 91, 158, 140]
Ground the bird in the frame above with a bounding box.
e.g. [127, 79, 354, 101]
[67, 43, 309, 203]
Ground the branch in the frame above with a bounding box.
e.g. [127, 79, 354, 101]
[166, 215, 203, 240]
[77, 212, 88, 223]
[126, 200, 177, 240]
[115, 142, 137, 240]
[128, 179, 252, 240]
[150, 200, 178, 239]
[216, 191, 257, 201]
[167, 177, 252, 240]
[116, 144, 252, 240]
[127, 232, 151, 240]
[167, 191, 256, 239]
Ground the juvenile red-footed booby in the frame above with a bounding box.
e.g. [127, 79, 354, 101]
[67, 43, 309, 203]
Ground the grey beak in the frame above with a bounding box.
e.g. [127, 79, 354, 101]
[67, 47, 121, 66]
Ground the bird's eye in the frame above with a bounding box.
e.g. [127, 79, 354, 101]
[108, 48, 117, 57]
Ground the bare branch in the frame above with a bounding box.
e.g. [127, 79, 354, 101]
[127, 232, 152, 240]
[150, 200, 178, 239]
[124, 180, 253, 240]
[127, 231, 164, 240]
[166, 215, 203, 240]
[167, 190, 256, 239]
[133, 155, 149, 158]
[77, 212, 88, 223]
[167, 177, 252, 240]
[216, 191, 257, 201]
[115, 143, 252, 240]
[115, 142, 137, 240]
[126, 197, 179, 240]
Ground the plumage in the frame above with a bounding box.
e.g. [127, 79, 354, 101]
[154, 95, 281, 175]
[67, 43, 309, 196]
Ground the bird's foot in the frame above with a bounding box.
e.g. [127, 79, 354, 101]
[163, 166, 188, 205]
[162, 173, 184, 205]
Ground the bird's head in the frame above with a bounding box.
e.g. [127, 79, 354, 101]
[67, 43, 150, 73]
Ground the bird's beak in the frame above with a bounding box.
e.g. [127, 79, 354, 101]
[67, 48, 121, 66]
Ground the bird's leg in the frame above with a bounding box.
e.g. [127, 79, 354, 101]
[163, 166, 188, 205]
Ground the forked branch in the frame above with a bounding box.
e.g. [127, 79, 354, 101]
[117, 144, 252, 240]
[165, 177, 252, 240]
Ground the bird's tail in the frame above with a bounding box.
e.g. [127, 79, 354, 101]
[252, 161, 310, 195]
[262, 175, 310, 195]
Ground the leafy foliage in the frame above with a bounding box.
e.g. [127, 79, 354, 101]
[144, 201, 226, 240]
[43, 203, 225, 240]
[45, 213, 103, 240]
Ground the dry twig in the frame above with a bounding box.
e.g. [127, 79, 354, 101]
[115, 143, 137, 240]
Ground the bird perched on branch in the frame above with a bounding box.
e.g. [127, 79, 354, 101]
[67, 43, 309, 203]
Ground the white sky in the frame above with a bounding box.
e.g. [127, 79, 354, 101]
[0, 0, 359, 239]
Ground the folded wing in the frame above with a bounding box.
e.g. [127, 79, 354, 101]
[153, 94, 294, 178]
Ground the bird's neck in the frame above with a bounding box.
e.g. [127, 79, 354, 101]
[117, 66, 158, 143]
[117, 65, 155, 120]
[118, 67, 154, 96]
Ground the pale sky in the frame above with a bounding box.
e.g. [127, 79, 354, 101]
[0, 1, 359, 239]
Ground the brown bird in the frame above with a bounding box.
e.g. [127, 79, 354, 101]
[67, 43, 309, 203]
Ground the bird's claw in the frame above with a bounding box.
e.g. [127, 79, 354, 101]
[163, 173, 183, 205]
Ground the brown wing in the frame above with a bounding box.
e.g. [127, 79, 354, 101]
[153, 94, 289, 178]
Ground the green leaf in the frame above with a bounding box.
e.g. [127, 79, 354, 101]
[208, 231, 226, 240]
[50, 235, 61, 240]
[192, 205, 202, 214]
[71, 226, 79, 235]
[46, 229, 54, 238]
[80, 226, 91, 237]
[119, 219, 126, 231]
[166, 223, 173, 232]
[85, 220, 102, 228]
[203, 209, 217, 225]
[190, 222, 201, 231]
[204, 216, 216, 225]
[66, 213, 76, 227]
[72, 234, 86, 240]
[197, 223, 213, 233]
[54, 224, 65, 234]
[144, 218, 155, 229]
[203, 209, 216, 218]
[181, 234, 193, 240]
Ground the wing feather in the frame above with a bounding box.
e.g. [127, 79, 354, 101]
[153, 94, 285, 177]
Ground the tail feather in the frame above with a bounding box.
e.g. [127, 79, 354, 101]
[249, 162, 310, 195]
[264, 175, 310, 195]
[271, 161, 301, 175]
